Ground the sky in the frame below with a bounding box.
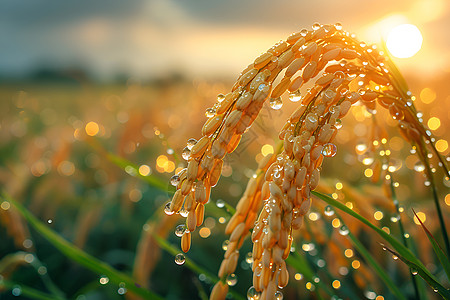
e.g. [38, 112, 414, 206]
[1, 0, 449, 80]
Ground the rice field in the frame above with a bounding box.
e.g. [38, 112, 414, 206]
[0, 24, 450, 300]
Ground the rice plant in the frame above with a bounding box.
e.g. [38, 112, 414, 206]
[0, 22, 449, 300]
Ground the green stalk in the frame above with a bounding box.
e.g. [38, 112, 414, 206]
[431, 179, 450, 258]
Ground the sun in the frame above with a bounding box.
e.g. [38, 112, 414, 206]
[386, 24, 423, 58]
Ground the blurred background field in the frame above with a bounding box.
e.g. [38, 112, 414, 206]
[1, 0, 450, 299]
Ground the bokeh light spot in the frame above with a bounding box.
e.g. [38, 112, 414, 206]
[414, 212, 426, 225]
[420, 88, 436, 104]
[85, 121, 99, 136]
[427, 117, 441, 130]
[436, 140, 448, 152]
[261, 144, 274, 156]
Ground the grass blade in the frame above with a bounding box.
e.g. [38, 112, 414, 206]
[2, 193, 163, 300]
[382, 245, 450, 299]
[106, 152, 169, 192]
[311, 191, 434, 279]
[413, 209, 450, 281]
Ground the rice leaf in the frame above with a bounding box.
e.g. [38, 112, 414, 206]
[344, 223, 406, 300]
[311, 191, 434, 279]
[2, 193, 164, 300]
[381, 245, 450, 299]
[413, 209, 450, 281]
[0, 279, 63, 300]
[106, 152, 169, 192]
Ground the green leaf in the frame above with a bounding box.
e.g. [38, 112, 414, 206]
[0, 279, 63, 300]
[413, 209, 450, 281]
[312, 191, 435, 280]
[382, 245, 450, 299]
[344, 223, 406, 300]
[2, 193, 164, 300]
[106, 152, 169, 192]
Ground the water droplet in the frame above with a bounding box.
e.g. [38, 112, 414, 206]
[175, 253, 186, 265]
[216, 199, 225, 208]
[258, 83, 266, 91]
[312, 23, 321, 30]
[247, 286, 261, 300]
[182, 147, 191, 160]
[322, 143, 337, 157]
[317, 259, 326, 267]
[246, 252, 253, 264]
[269, 97, 283, 110]
[414, 161, 425, 172]
[226, 273, 237, 286]
[334, 119, 342, 129]
[411, 268, 418, 276]
[360, 42, 367, 48]
[339, 225, 349, 236]
[392, 255, 399, 260]
[217, 94, 225, 102]
[359, 153, 374, 166]
[390, 215, 400, 223]
[11, 286, 22, 296]
[175, 224, 186, 237]
[324, 206, 335, 216]
[164, 202, 174, 215]
[99, 276, 109, 284]
[355, 142, 367, 154]
[323, 89, 336, 101]
[387, 159, 402, 172]
[170, 175, 180, 186]
[187, 138, 197, 149]
[364, 291, 376, 299]
[254, 263, 263, 276]
[289, 90, 302, 102]
[444, 177, 450, 188]
[334, 22, 343, 30]
[300, 29, 308, 36]
[179, 208, 188, 218]
[205, 108, 216, 118]
[275, 291, 284, 300]
[222, 240, 230, 251]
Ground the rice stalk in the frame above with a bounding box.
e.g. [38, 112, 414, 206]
[164, 23, 449, 300]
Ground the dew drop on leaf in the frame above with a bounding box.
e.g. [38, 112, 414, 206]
[174, 253, 185, 265]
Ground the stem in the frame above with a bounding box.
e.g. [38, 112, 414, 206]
[431, 180, 450, 258]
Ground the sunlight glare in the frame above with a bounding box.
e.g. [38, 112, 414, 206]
[386, 24, 422, 58]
